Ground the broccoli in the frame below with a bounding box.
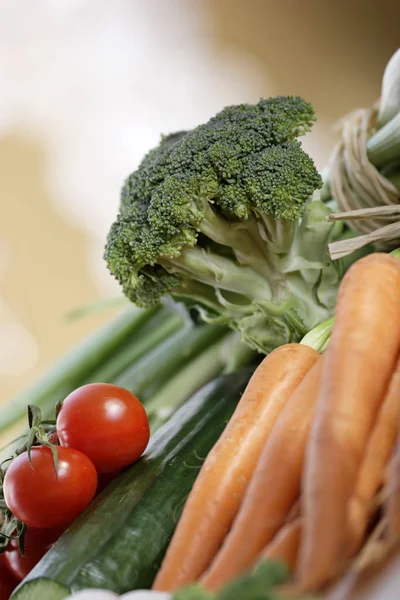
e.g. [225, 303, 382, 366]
[105, 96, 344, 353]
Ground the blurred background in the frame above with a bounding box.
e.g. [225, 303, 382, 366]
[0, 0, 399, 407]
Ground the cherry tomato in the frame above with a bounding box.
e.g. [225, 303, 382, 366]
[56, 383, 150, 473]
[5, 526, 64, 581]
[0, 556, 17, 599]
[3, 446, 98, 528]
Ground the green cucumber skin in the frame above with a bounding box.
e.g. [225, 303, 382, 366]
[12, 579, 70, 600]
[14, 369, 252, 598]
[73, 411, 228, 592]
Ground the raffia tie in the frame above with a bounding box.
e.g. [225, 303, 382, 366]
[327, 107, 400, 260]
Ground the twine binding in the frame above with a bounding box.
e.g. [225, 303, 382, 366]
[326, 107, 400, 260]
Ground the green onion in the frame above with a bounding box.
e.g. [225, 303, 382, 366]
[147, 332, 256, 431]
[114, 323, 227, 399]
[0, 306, 157, 434]
[78, 309, 184, 390]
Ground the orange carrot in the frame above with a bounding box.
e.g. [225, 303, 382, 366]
[152, 344, 319, 591]
[387, 427, 400, 541]
[298, 253, 400, 591]
[202, 357, 323, 590]
[348, 357, 400, 554]
[262, 517, 302, 573]
[387, 457, 400, 540]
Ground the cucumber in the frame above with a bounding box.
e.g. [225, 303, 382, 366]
[12, 369, 252, 600]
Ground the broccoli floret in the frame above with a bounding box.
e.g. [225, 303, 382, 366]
[105, 96, 344, 353]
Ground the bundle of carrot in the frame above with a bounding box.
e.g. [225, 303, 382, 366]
[153, 250, 400, 598]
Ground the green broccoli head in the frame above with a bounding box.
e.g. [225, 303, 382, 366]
[105, 96, 343, 353]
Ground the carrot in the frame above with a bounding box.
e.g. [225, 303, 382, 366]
[387, 430, 400, 540]
[298, 253, 400, 591]
[285, 499, 301, 522]
[262, 517, 302, 573]
[152, 343, 319, 591]
[348, 357, 400, 554]
[201, 357, 323, 590]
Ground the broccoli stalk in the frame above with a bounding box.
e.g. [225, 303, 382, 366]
[105, 96, 347, 353]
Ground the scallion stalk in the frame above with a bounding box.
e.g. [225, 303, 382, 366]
[0, 306, 158, 434]
[147, 332, 256, 431]
[114, 323, 227, 399]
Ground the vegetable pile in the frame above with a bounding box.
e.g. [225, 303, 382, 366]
[3, 383, 150, 529]
[153, 251, 400, 597]
[10, 371, 251, 599]
[0, 383, 154, 598]
[0, 306, 254, 438]
[0, 47, 400, 600]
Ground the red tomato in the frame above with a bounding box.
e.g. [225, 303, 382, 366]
[5, 526, 63, 581]
[3, 446, 98, 528]
[47, 432, 59, 445]
[0, 556, 17, 599]
[56, 383, 150, 473]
